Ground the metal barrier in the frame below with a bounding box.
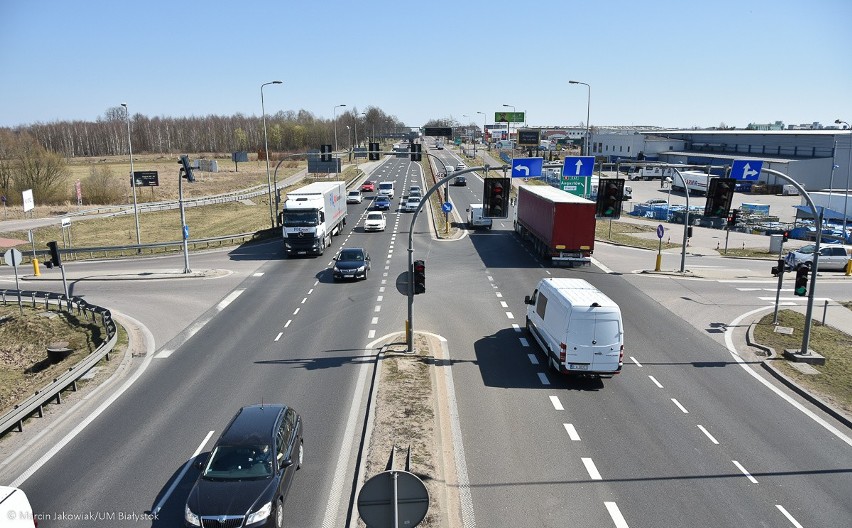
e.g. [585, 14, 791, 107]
[0, 290, 118, 437]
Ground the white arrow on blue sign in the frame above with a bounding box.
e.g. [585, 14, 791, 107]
[511, 157, 543, 178]
[561, 156, 595, 177]
[442, 202, 453, 213]
[731, 159, 763, 181]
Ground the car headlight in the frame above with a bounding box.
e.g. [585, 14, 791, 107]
[184, 504, 200, 526]
[246, 501, 272, 525]
[333, 266, 341, 273]
[357, 265, 366, 272]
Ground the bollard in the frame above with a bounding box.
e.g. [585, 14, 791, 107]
[846, 259, 852, 276]
[32, 258, 40, 277]
[655, 253, 662, 272]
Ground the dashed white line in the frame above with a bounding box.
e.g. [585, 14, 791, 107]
[500, 301, 508, 308]
[368, 330, 376, 339]
[648, 375, 663, 388]
[775, 505, 803, 528]
[697, 425, 719, 445]
[519, 337, 529, 347]
[581, 458, 602, 480]
[496, 292, 503, 298]
[152, 430, 215, 515]
[732, 460, 758, 483]
[604, 502, 630, 528]
[301, 297, 308, 304]
[563, 423, 581, 441]
[275, 332, 283, 342]
[307, 288, 314, 295]
[371, 317, 379, 325]
[293, 308, 300, 315]
[377, 295, 384, 302]
[630, 356, 642, 367]
[252, 272, 264, 277]
[505, 312, 514, 319]
[374, 305, 381, 312]
[537, 372, 550, 385]
[527, 354, 539, 365]
[284, 320, 292, 328]
[512, 324, 521, 332]
[216, 289, 244, 310]
[379, 287, 386, 293]
[549, 395, 564, 410]
[671, 398, 689, 413]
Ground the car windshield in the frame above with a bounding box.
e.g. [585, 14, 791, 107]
[202, 444, 273, 481]
[348, 191, 359, 196]
[377, 198, 389, 203]
[339, 250, 364, 261]
[282, 211, 319, 227]
[796, 245, 816, 255]
[367, 213, 383, 221]
[379, 183, 393, 189]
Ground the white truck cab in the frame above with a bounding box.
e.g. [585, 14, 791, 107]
[524, 278, 624, 377]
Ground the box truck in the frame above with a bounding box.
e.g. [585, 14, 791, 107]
[513, 185, 596, 266]
[280, 181, 347, 256]
[524, 278, 624, 377]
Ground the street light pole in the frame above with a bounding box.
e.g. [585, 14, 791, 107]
[261, 80, 282, 229]
[476, 111, 486, 155]
[333, 104, 347, 153]
[120, 103, 141, 247]
[569, 80, 591, 156]
[837, 119, 851, 237]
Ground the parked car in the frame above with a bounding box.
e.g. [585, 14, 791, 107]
[364, 212, 386, 232]
[373, 196, 391, 210]
[1, 486, 36, 527]
[333, 247, 371, 280]
[403, 196, 421, 212]
[185, 404, 303, 528]
[360, 180, 376, 193]
[347, 190, 363, 204]
[785, 244, 851, 271]
[453, 175, 467, 186]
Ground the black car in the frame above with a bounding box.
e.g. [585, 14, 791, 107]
[453, 175, 467, 186]
[185, 404, 303, 528]
[332, 247, 371, 281]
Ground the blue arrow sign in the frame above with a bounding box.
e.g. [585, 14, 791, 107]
[561, 156, 595, 177]
[511, 157, 543, 178]
[442, 202, 453, 213]
[731, 159, 763, 181]
[183, 224, 190, 240]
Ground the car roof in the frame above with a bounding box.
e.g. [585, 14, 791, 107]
[219, 404, 286, 445]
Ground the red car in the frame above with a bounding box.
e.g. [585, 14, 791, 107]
[360, 181, 376, 193]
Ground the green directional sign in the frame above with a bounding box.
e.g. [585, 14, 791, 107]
[561, 176, 590, 197]
[494, 111, 524, 123]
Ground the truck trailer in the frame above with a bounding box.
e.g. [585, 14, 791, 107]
[280, 181, 347, 256]
[514, 185, 596, 266]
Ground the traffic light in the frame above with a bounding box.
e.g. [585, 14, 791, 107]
[595, 178, 625, 219]
[178, 155, 195, 182]
[771, 258, 785, 276]
[321, 144, 332, 162]
[369, 142, 380, 161]
[46, 241, 62, 268]
[782, 231, 789, 243]
[413, 260, 425, 294]
[727, 208, 739, 228]
[483, 177, 510, 218]
[794, 266, 809, 296]
[410, 143, 422, 161]
[704, 177, 735, 218]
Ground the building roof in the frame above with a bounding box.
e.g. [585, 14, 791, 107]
[656, 129, 850, 136]
[659, 151, 797, 163]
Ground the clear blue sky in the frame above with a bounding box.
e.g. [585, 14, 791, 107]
[1, 0, 850, 130]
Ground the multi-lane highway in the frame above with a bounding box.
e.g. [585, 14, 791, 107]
[1, 151, 850, 528]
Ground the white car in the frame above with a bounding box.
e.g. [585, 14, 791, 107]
[403, 196, 421, 212]
[364, 212, 386, 232]
[785, 244, 851, 271]
[347, 190, 363, 204]
[409, 185, 422, 198]
[0, 486, 36, 527]
[456, 163, 466, 171]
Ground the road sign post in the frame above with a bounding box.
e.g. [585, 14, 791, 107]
[655, 224, 664, 271]
[3, 248, 24, 314]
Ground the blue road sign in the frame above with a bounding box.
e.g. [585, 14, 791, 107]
[442, 202, 453, 213]
[562, 156, 595, 177]
[183, 225, 189, 240]
[511, 157, 543, 178]
[731, 159, 763, 181]
[657, 224, 665, 239]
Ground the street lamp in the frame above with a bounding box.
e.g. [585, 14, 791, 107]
[476, 111, 486, 153]
[569, 80, 591, 156]
[837, 119, 851, 236]
[360, 112, 368, 143]
[346, 125, 351, 151]
[502, 104, 515, 142]
[261, 80, 282, 228]
[120, 103, 141, 247]
[333, 104, 346, 153]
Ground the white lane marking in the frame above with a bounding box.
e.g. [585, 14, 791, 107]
[512, 324, 521, 332]
[732, 460, 758, 483]
[725, 307, 852, 447]
[374, 305, 381, 312]
[487, 275, 493, 281]
[591, 256, 615, 274]
[153, 430, 215, 515]
[307, 288, 314, 295]
[216, 289, 244, 310]
[537, 372, 550, 385]
[630, 356, 642, 367]
[368, 330, 376, 339]
[550, 395, 564, 410]
[563, 423, 581, 441]
[697, 425, 719, 445]
[371, 317, 379, 325]
[381, 279, 387, 284]
[301, 297, 308, 304]
[527, 354, 539, 365]
[252, 272, 264, 277]
[496, 292, 503, 298]
[604, 502, 630, 528]
[581, 458, 602, 480]
[500, 301, 508, 308]
[648, 375, 663, 388]
[775, 505, 804, 528]
[376, 296, 383, 302]
[519, 338, 529, 347]
[293, 308, 300, 315]
[736, 287, 763, 291]
[379, 287, 386, 293]
[671, 398, 690, 413]
[155, 349, 173, 359]
[505, 312, 514, 319]
[284, 320, 292, 328]
[313, 280, 319, 286]
[275, 332, 283, 342]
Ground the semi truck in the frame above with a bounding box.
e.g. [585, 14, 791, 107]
[280, 181, 347, 256]
[628, 166, 674, 181]
[513, 185, 596, 266]
[670, 170, 710, 195]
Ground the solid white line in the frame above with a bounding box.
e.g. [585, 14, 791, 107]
[154, 349, 173, 359]
[500, 301, 508, 308]
[732, 460, 758, 483]
[519, 337, 529, 347]
[775, 505, 804, 528]
[671, 398, 689, 413]
[550, 395, 564, 411]
[152, 430, 214, 515]
[284, 320, 292, 328]
[604, 502, 630, 528]
[581, 457, 602, 480]
[648, 375, 663, 388]
[697, 425, 719, 445]
[563, 423, 581, 441]
[537, 372, 550, 385]
[591, 256, 615, 274]
[725, 307, 852, 447]
[505, 312, 514, 319]
[758, 296, 832, 301]
[275, 332, 283, 342]
[630, 356, 642, 367]
[216, 289, 244, 310]
[512, 324, 521, 332]
[527, 353, 539, 365]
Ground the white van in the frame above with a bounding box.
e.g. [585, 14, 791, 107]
[1, 486, 36, 527]
[467, 204, 492, 229]
[377, 181, 395, 199]
[524, 278, 624, 377]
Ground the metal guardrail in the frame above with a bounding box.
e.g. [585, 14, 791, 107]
[0, 289, 118, 437]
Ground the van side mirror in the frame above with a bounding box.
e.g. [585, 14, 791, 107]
[524, 295, 533, 305]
